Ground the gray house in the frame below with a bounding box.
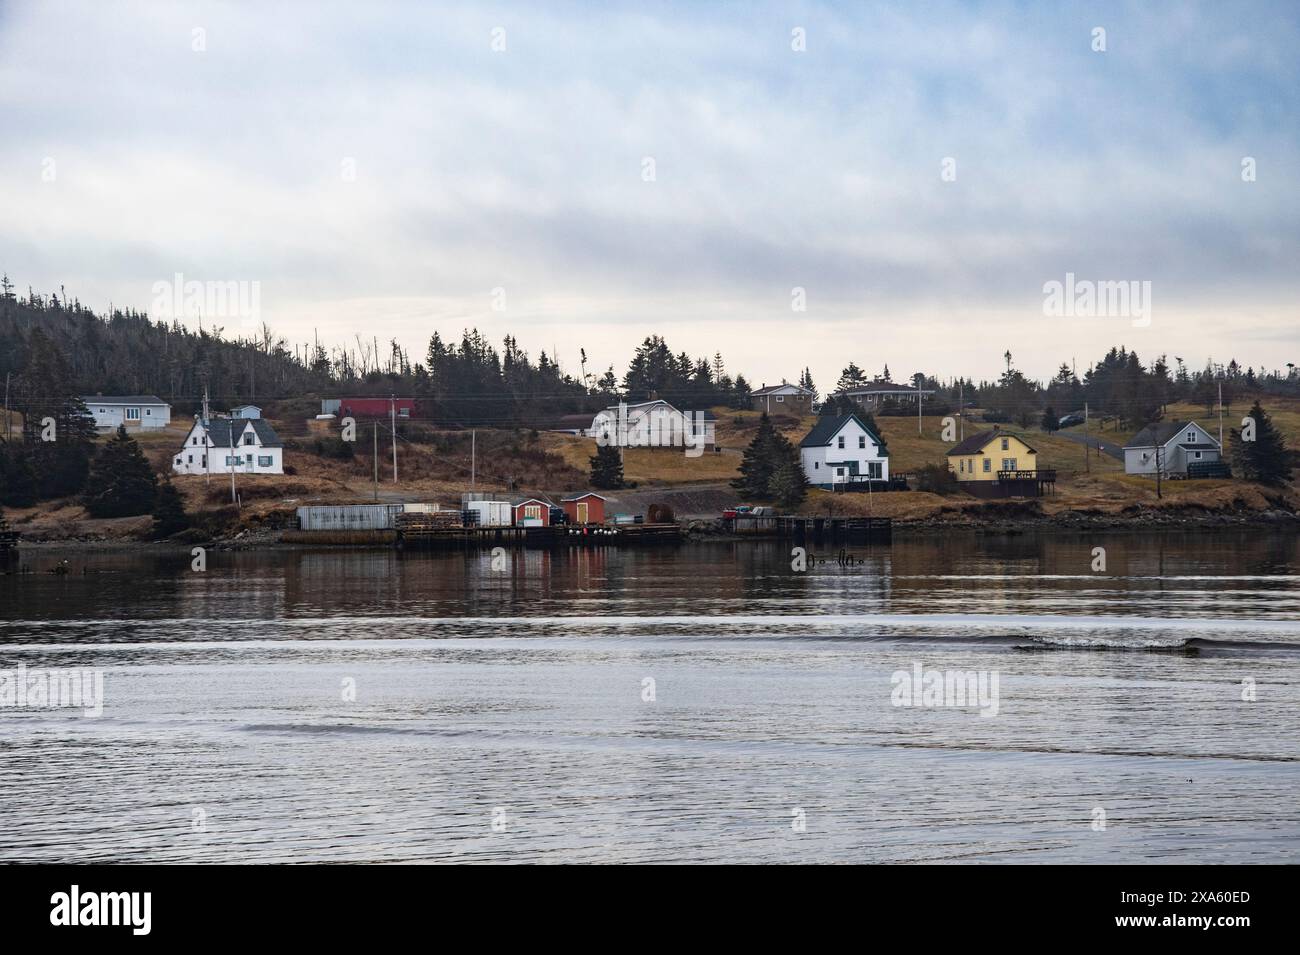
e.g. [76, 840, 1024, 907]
[81, 395, 171, 431]
[1123, 420, 1223, 477]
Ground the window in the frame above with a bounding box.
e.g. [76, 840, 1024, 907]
[868, 462, 882, 479]
[524, 505, 541, 519]
[192, 437, 198, 445]
[813, 461, 819, 469]
[1194, 451, 1202, 460]
[258, 456, 272, 467]
[858, 436, 866, 449]
[837, 436, 845, 449]
[1002, 458, 1017, 471]
[775, 395, 784, 402]
[1187, 431, 1195, 442]
[243, 432, 254, 445]
[983, 458, 991, 473]
[835, 468, 844, 477]
[175, 457, 182, 466]
[1000, 437, 1009, 451]
[225, 456, 238, 466]
[145, 409, 152, 416]
[99, 408, 105, 413]
[126, 407, 140, 420]
[187, 454, 193, 464]
[201, 454, 206, 467]
[399, 408, 410, 417]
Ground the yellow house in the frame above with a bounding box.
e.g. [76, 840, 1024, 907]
[946, 429, 1038, 482]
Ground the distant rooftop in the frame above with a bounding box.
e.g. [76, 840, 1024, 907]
[81, 394, 168, 405]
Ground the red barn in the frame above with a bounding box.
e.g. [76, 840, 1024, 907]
[338, 397, 418, 419]
[513, 498, 554, 526]
[561, 493, 607, 525]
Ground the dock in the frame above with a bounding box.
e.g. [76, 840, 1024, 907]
[729, 515, 892, 544]
[394, 514, 683, 549]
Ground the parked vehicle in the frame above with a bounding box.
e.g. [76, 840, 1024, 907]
[1058, 412, 1086, 428]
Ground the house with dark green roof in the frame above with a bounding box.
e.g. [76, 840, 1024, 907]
[799, 413, 889, 489]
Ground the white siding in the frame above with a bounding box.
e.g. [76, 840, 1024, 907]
[800, 419, 889, 488]
[172, 421, 284, 475]
[87, 402, 171, 430]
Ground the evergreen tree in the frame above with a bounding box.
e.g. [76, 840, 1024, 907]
[798, 367, 818, 403]
[1230, 401, 1290, 486]
[12, 330, 97, 498]
[151, 473, 189, 536]
[588, 442, 624, 490]
[732, 413, 779, 499]
[768, 459, 809, 508]
[730, 373, 753, 409]
[0, 441, 38, 507]
[732, 412, 803, 501]
[835, 362, 866, 393]
[1041, 405, 1059, 432]
[82, 426, 157, 517]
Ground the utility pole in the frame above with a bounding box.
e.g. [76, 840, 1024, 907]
[3, 372, 10, 442]
[958, 380, 964, 441]
[1155, 441, 1162, 500]
[1084, 401, 1090, 473]
[202, 382, 212, 486]
[390, 395, 397, 484]
[229, 423, 237, 506]
[1217, 381, 1224, 448]
[917, 385, 922, 436]
[471, 429, 476, 488]
[373, 423, 379, 501]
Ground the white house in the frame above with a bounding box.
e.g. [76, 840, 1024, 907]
[173, 417, 284, 475]
[81, 395, 171, 431]
[230, 405, 262, 419]
[1123, 420, 1223, 477]
[587, 400, 716, 450]
[799, 413, 889, 489]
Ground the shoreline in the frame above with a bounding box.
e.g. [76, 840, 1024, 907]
[6, 507, 1298, 554]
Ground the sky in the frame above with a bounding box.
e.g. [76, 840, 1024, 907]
[1, 0, 1297, 391]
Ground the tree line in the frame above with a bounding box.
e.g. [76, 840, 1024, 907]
[1, 277, 753, 430]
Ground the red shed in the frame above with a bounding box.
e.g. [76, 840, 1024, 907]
[513, 498, 554, 526]
[338, 397, 418, 419]
[561, 493, 607, 525]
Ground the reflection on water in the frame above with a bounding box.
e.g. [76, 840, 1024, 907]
[1, 529, 1298, 863]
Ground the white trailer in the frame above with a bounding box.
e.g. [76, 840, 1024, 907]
[465, 500, 512, 527]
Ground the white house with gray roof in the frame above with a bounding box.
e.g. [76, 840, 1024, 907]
[1123, 420, 1222, 477]
[81, 395, 171, 431]
[799, 412, 889, 489]
[173, 417, 284, 475]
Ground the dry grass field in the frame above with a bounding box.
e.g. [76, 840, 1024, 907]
[6, 394, 1298, 539]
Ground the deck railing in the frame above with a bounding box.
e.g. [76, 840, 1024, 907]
[997, 469, 1056, 482]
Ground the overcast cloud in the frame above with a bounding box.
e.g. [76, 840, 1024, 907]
[1, 0, 1297, 388]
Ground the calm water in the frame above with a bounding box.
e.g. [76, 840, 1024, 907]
[1, 530, 1298, 864]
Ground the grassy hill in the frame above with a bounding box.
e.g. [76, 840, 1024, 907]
[5, 396, 1298, 540]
